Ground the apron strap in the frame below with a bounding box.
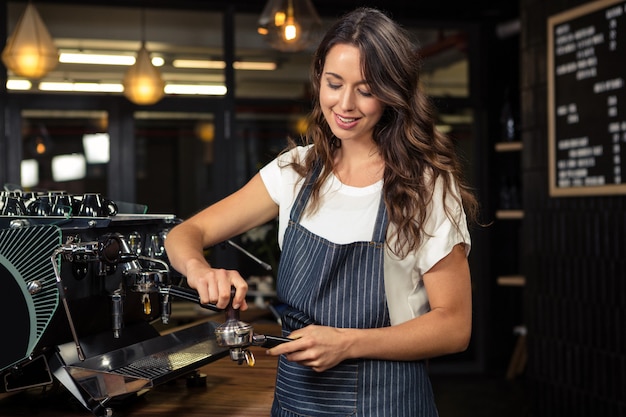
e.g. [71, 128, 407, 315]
[289, 159, 322, 223]
[372, 195, 388, 244]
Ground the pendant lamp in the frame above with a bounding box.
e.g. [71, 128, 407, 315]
[123, 43, 165, 105]
[1, 2, 58, 79]
[122, 11, 164, 105]
[257, 0, 322, 52]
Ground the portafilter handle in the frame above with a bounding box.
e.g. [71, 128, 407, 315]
[160, 286, 255, 364]
[158, 284, 223, 311]
[160, 285, 291, 365]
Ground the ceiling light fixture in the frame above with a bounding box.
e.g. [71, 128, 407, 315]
[257, 0, 322, 52]
[172, 59, 224, 69]
[164, 84, 227, 96]
[59, 52, 135, 66]
[172, 59, 277, 71]
[38, 81, 124, 93]
[25, 80, 225, 96]
[122, 10, 165, 105]
[234, 61, 277, 71]
[58, 51, 164, 67]
[6, 79, 32, 90]
[1, 2, 58, 78]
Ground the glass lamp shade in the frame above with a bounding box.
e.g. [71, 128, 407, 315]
[1, 3, 58, 79]
[258, 0, 322, 52]
[122, 45, 165, 105]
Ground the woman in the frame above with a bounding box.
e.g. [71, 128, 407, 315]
[165, 7, 478, 416]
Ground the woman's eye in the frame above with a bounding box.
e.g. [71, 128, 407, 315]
[327, 82, 341, 90]
[359, 90, 373, 97]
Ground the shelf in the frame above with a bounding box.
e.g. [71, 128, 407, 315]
[496, 209, 524, 219]
[497, 275, 526, 286]
[495, 141, 523, 152]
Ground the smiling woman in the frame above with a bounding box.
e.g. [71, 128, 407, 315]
[162, 7, 478, 416]
[0, 1, 532, 416]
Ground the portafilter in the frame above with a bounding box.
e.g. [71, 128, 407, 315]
[162, 286, 291, 366]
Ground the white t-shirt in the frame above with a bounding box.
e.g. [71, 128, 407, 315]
[259, 145, 471, 325]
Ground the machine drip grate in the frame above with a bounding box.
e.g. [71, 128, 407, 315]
[111, 340, 214, 380]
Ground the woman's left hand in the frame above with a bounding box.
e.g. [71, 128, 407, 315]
[266, 245, 472, 370]
[266, 325, 351, 372]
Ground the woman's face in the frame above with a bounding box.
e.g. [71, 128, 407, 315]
[319, 44, 384, 145]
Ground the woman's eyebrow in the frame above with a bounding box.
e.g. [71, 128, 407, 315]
[323, 71, 368, 86]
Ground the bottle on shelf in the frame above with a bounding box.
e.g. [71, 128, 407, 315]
[500, 87, 518, 142]
[498, 176, 521, 210]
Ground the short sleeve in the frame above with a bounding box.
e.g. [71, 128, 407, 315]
[259, 156, 282, 205]
[414, 175, 471, 276]
[383, 174, 471, 325]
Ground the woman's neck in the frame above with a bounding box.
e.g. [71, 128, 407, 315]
[332, 141, 384, 187]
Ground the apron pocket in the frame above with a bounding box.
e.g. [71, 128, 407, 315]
[275, 356, 357, 416]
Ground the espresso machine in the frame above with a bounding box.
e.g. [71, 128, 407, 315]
[0, 192, 287, 416]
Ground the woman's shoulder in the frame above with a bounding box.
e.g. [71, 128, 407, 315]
[276, 144, 313, 165]
[261, 144, 312, 186]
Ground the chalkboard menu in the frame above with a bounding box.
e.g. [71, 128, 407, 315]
[548, 0, 626, 196]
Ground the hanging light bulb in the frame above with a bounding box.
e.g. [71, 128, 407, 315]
[123, 42, 165, 105]
[283, 0, 299, 41]
[123, 11, 164, 105]
[258, 0, 322, 52]
[283, 17, 299, 42]
[1, 2, 58, 79]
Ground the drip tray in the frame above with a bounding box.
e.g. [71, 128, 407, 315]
[65, 321, 228, 401]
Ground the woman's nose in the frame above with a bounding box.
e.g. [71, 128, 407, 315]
[338, 90, 355, 111]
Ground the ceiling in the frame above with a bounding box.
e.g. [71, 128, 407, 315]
[44, 0, 519, 22]
[5, 1, 519, 100]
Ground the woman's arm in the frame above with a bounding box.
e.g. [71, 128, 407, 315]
[267, 243, 472, 372]
[164, 173, 279, 310]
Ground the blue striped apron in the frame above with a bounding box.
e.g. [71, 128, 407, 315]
[272, 165, 438, 416]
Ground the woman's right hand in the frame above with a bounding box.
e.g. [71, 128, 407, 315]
[185, 258, 249, 310]
[164, 173, 278, 312]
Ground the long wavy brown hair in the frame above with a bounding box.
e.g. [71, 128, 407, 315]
[284, 7, 478, 257]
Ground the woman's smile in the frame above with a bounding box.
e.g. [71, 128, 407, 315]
[334, 112, 361, 129]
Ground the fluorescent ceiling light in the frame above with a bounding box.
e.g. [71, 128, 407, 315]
[6, 79, 32, 90]
[60, 52, 135, 65]
[164, 84, 227, 95]
[21, 80, 224, 96]
[173, 59, 225, 69]
[59, 51, 164, 67]
[39, 81, 124, 93]
[173, 59, 277, 71]
[235, 61, 277, 71]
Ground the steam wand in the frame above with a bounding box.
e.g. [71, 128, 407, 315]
[226, 240, 272, 272]
[50, 246, 86, 361]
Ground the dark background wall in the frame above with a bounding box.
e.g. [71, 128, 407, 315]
[520, 0, 626, 415]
